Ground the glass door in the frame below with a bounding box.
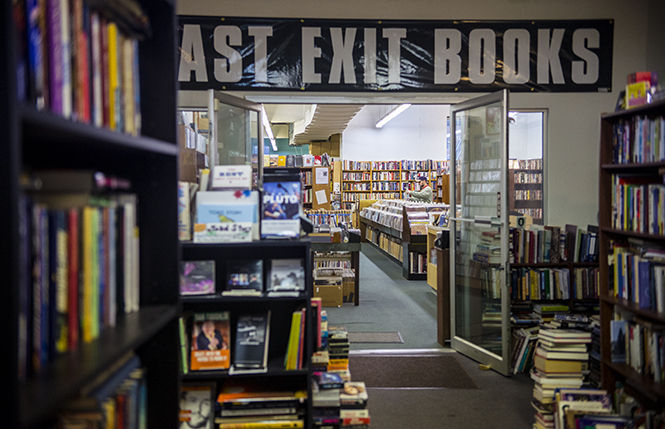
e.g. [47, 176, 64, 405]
[213, 91, 264, 189]
[449, 90, 510, 375]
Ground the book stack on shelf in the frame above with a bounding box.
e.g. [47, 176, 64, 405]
[531, 329, 592, 429]
[306, 210, 353, 228]
[598, 99, 665, 419]
[210, 381, 307, 429]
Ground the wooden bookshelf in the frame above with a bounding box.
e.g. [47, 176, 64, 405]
[340, 159, 447, 209]
[508, 161, 543, 225]
[3, 1, 180, 428]
[598, 99, 665, 409]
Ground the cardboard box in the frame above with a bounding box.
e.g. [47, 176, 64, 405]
[342, 270, 355, 303]
[314, 284, 343, 307]
[178, 124, 198, 183]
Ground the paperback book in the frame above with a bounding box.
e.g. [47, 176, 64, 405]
[179, 383, 215, 429]
[190, 312, 231, 371]
[194, 191, 259, 243]
[232, 312, 271, 371]
[267, 259, 305, 296]
[180, 260, 215, 296]
[261, 179, 302, 239]
[223, 259, 263, 296]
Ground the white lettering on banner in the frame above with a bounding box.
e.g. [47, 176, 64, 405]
[433, 29, 462, 84]
[248, 26, 273, 83]
[571, 28, 600, 84]
[468, 29, 495, 84]
[537, 29, 565, 84]
[178, 24, 208, 82]
[503, 29, 530, 84]
[302, 27, 322, 84]
[364, 28, 377, 84]
[383, 28, 406, 84]
[213, 26, 242, 82]
[329, 28, 357, 84]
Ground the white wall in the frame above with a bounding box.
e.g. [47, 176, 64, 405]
[178, 0, 662, 228]
[341, 105, 449, 161]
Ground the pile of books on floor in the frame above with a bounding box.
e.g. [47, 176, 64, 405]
[214, 381, 307, 429]
[313, 371, 370, 428]
[531, 328, 592, 429]
[328, 326, 350, 372]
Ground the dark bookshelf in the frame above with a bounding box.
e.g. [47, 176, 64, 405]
[598, 100, 665, 409]
[3, 1, 180, 428]
[180, 240, 314, 426]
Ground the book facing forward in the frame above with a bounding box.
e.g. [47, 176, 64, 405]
[233, 312, 270, 370]
[224, 259, 263, 296]
[190, 312, 231, 371]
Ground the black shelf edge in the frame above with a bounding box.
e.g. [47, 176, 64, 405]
[603, 361, 665, 403]
[406, 273, 427, 280]
[181, 240, 312, 249]
[600, 295, 665, 323]
[601, 99, 665, 119]
[599, 227, 665, 241]
[600, 161, 665, 173]
[181, 295, 309, 306]
[19, 305, 177, 427]
[20, 105, 177, 156]
[181, 368, 309, 381]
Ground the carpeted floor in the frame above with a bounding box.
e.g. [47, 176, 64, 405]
[347, 331, 404, 343]
[350, 355, 477, 388]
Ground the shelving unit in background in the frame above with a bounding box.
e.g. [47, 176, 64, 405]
[3, 1, 180, 427]
[508, 159, 543, 225]
[598, 99, 665, 409]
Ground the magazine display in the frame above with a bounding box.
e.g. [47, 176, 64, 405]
[190, 312, 231, 371]
[224, 259, 263, 296]
[180, 260, 216, 296]
[267, 259, 306, 296]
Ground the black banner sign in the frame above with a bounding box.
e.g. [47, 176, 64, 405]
[177, 16, 613, 92]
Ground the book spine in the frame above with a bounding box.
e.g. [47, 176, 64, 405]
[59, 0, 71, 117]
[46, 0, 63, 114]
[90, 11, 102, 126]
[67, 208, 79, 350]
[107, 22, 118, 130]
[55, 210, 68, 354]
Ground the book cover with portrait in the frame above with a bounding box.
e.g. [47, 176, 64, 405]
[223, 259, 263, 296]
[190, 312, 231, 371]
[261, 179, 301, 239]
[267, 259, 305, 296]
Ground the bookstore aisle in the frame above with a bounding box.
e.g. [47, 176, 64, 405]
[326, 243, 534, 428]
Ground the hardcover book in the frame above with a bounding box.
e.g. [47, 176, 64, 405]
[180, 260, 215, 296]
[223, 259, 263, 296]
[232, 312, 271, 370]
[610, 320, 627, 363]
[190, 312, 231, 371]
[267, 259, 305, 296]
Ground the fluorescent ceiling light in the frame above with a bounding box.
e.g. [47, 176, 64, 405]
[375, 104, 411, 128]
[261, 105, 278, 151]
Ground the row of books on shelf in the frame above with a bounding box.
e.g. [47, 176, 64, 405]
[609, 242, 665, 314]
[365, 227, 403, 260]
[610, 314, 665, 385]
[305, 210, 353, 227]
[611, 115, 665, 164]
[180, 259, 305, 297]
[179, 308, 307, 374]
[181, 379, 307, 429]
[510, 224, 599, 264]
[58, 353, 147, 429]
[18, 182, 140, 379]
[371, 171, 399, 180]
[265, 154, 328, 168]
[342, 183, 371, 191]
[408, 252, 427, 274]
[342, 172, 371, 181]
[513, 172, 543, 184]
[509, 158, 543, 170]
[17, 0, 146, 134]
[342, 191, 401, 202]
[611, 175, 665, 235]
[342, 159, 447, 172]
[301, 170, 313, 186]
[371, 182, 400, 191]
[511, 267, 599, 301]
[516, 190, 543, 200]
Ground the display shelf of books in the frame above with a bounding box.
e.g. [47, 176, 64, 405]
[179, 240, 314, 427]
[359, 199, 449, 280]
[340, 159, 447, 210]
[598, 99, 665, 410]
[4, 1, 180, 428]
[508, 159, 544, 225]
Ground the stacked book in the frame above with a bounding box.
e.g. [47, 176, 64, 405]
[215, 382, 307, 429]
[328, 326, 350, 372]
[339, 381, 370, 428]
[312, 371, 343, 428]
[531, 328, 592, 429]
[532, 304, 570, 324]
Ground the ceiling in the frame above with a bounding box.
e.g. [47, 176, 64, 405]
[264, 103, 363, 145]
